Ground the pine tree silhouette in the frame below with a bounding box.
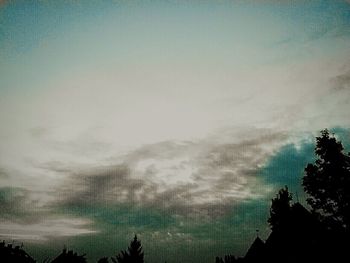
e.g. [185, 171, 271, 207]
[112, 235, 144, 263]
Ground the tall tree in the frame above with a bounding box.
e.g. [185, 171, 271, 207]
[112, 235, 144, 263]
[303, 129, 350, 231]
[268, 186, 293, 231]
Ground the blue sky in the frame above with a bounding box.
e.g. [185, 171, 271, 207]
[1, 1, 350, 262]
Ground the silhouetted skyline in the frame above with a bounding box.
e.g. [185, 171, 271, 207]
[1, 1, 350, 262]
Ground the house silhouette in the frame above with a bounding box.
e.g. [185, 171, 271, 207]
[50, 248, 87, 263]
[223, 202, 342, 263]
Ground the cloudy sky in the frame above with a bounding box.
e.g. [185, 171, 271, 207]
[1, 0, 350, 262]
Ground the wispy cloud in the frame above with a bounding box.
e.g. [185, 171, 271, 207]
[0, 218, 96, 241]
[0, 186, 96, 241]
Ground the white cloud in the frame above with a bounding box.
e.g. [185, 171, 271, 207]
[0, 218, 96, 241]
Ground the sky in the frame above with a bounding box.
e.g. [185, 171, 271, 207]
[0, 0, 350, 262]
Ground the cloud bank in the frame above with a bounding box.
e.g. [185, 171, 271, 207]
[51, 129, 287, 220]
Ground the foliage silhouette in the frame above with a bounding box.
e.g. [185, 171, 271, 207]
[215, 128, 350, 262]
[303, 129, 350, 232]
[215, 187, 329, 262]
[0, 241, 36, 263]
[267, 186, 292, 231]
[112, 235, 144, 263]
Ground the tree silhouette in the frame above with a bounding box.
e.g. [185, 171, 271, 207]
[0, 241, 36, 263]
[303, 129, 350, 232]
[112, 235, 144, 263]
[267, 186, 292, 231]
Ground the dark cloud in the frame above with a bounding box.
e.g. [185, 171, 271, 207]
[330, 70, 350, 92]
[52, 129, 287, 220]
[0, 187, 44, 224]
[29, 126, 50, 139]
[55, 164, 146, 206]
[0, 186, 97, 241]
[0, 167, 9, 179]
